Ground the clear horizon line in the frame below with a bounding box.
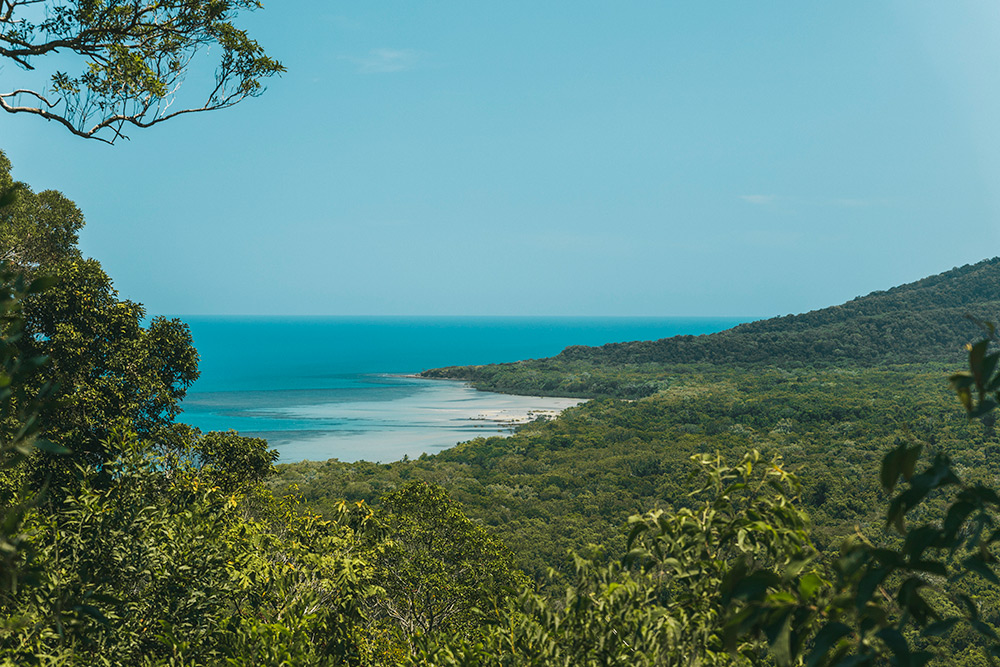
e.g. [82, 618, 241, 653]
[154, 313, 769, 320]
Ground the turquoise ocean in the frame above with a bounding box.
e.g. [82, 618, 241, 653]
[178, 317, 752, 463]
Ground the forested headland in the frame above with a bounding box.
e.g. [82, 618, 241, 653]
[422, 260, 1000, 398]
[3, 144, 1000, 663]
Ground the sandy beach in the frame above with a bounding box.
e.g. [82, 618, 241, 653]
[468, 407, 567, 427]
[190, 376, 586, 463]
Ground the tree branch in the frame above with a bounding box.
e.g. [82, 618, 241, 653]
[0, 0, 282, 142]
[0, 93, 114, 144]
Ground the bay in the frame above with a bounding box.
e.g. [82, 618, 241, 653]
[178, 316, 752, 463]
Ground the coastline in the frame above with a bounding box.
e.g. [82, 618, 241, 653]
[186, 374, 586, 463]
[395, 373, 587, 426]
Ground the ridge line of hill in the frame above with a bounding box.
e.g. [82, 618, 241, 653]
[421, 258, 1000, 397]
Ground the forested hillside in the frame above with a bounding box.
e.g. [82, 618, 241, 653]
[275, 258, 1000, 664]
[278, 357, 1000, 664]
[423, 260, 1000, 397]
[278, 365, 984, 580]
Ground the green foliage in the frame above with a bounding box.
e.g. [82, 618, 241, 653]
[0, 179, 61, 634]
[277, 366, 977, 584]
[0, 153, 83, 271]
[714, 331, 1000, 666]
[0, 152, 200, 487]
[366, 482, 528, 650]
[409, 451, 816, 666]
[1, 432, 375, 666]
[176, 426, 278, 495]
[0, 261, 57, 613]
[0, 0, 284, 142]
[25, 260, 199, 445]
[17, 256, 200, 493]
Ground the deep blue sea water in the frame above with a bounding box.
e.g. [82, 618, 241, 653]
[178, 317, 752, 463]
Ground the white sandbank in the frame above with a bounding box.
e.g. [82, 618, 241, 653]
[266, 378, 585, 463]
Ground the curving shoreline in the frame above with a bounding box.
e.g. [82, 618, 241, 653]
[188, 375, 586, 464]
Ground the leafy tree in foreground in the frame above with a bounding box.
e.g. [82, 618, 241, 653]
[2, 430, 376, 665]
[0, 150, 199, 486]
[0, 263, 59, 625]
[719, 332, 1000, 666]
[366, 482, 529, 653]
[0, 176, 64, 607]
[409, 451, 816, 666]
[23, 259, 199, 469]
[0, 153, 83, 270]
[0, 0, 284, 142]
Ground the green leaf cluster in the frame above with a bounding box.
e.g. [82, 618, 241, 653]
[1, 0, 284, 142]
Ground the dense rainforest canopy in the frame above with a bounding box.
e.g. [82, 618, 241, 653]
[4, 145, 1000, 664]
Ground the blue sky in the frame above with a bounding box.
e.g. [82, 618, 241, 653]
[2, 1, 999, 316]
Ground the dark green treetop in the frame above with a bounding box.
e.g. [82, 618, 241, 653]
[367, 481, 529, 648]
[0, 152, 83, 271]
[0, 151, 199, 482]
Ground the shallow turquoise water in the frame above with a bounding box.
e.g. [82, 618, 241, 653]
[178, 317, 751, 462]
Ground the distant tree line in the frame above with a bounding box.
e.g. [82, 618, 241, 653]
[424, 260, 1000, 398]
